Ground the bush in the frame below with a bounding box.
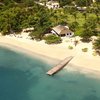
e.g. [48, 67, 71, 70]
[68, 45, 73, 49]
[82, 48, 88, 52]
[75, 27, 83, 36]
[80, 29, 92, 42]
[44, 34, 62, 44]
[92, 52, 97, 56]
[93, 37, 100, 55]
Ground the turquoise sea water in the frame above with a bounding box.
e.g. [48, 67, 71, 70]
[0, 46, 100, 100]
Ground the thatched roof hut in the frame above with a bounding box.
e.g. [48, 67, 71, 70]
[51, 25, 74, 37]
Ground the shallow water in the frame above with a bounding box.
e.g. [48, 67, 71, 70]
[0, 46, 100, 100]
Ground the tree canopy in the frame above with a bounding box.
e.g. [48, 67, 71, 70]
[0, 0, 100, 42]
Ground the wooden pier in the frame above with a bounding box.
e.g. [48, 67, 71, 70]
[46, 56, 73, 76]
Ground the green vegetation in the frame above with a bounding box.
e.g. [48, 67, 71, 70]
[75, 0, 93, 7]
[93, 37, 100, 55]
[44, 34, 62, 44]
[80, 17, 98, 42]
[0, 0, 52, 36]
[58, 0, 73, 7]
[0, 0, 100, 46]
[82, 48, 88, 52]
[92, 51, 97, 56]
[68, 45, 73, 49]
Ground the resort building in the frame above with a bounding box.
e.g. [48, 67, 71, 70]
[22, 27, 34, 33]
[36, 0, 59, 9]
[51, 25, 74, 37]
[76, 7, 87, 11]
[46, 1, 60, 9]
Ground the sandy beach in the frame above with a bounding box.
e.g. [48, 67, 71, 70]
[0, 35, 100, 76]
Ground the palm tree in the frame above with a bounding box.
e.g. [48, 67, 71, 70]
[52, 9, 67, 25]
[91, 2, 100, 21]
[70, 7, 77, 21]
[81, 17, 97, 42]
[53, 12, 59, 25]
[69, 21, 79, 32]
[93, 37, 100, 55]
[72, 12, 77, 22]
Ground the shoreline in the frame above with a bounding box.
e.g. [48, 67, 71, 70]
[0, 36, 100, 77]
[66, 63, 100, 79]
[0, 42, 60, 65]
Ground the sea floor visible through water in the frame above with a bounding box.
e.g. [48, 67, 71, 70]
[0, 46, 100, 100]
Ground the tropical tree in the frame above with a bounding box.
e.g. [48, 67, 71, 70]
[69, 7, 78, 21]
[80, 17, 97, 42]
[93, 37, 100, 55]
[53, 11, 59, 25]
[0, 2, 52, 36]
[58, 0, 73, 7]
[0, 7, 27, 35]
[81, 28, 93, 42]
[30, 5, 51, 40]
[75, 0, 93, 7]
[72, 11, 78, 21]
[82, 11, 87, 20]
[1, 0, 14, 5]
[50, 9, 68, 26]
[44, 34, 62, 44]
[69, 21, 79, 32]
[22, 0, 35, 6]
[91, 3, 100, 21]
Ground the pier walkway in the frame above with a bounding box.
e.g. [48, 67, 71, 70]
[46, 56, 73, 76]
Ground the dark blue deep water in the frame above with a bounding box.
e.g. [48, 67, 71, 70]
[0, 46, 100, 100]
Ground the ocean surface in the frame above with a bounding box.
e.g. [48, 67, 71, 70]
[0, 46, 100, 100]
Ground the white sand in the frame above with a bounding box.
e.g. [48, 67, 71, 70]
[0, 35, 100, 76]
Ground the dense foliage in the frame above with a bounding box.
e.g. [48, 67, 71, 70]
[93, 37, 100, 55]
[44, 34, 62, 44]
[75, 0, 93, 7]
[0, 0, 52, 36]
[0, 0, 100, 43]
[58, 0, 73, 7]
[82, 48, 88, 52]
[80, 17, 97, 42]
